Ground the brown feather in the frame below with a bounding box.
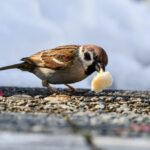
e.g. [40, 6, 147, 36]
[22, 45, 80, 70]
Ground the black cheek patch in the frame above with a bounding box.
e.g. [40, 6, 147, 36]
[84, 52, 91, 61]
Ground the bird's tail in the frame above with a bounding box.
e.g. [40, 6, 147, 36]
[0, 63, 24, 71]
[0, 62, 35, 72]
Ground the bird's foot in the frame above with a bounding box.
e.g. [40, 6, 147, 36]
[42, 80, 59, 95]
[65, 84, 76, 93]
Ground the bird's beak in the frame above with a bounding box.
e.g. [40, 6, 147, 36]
[101, 64, 105, 72]
[96, 63, 105, 72]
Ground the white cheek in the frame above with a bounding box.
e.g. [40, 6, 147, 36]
[79, 46, 94, 69]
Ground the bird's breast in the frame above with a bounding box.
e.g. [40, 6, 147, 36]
[34, 61, 87, 84]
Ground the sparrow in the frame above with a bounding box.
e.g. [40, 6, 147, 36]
[0, 44, 108, 93]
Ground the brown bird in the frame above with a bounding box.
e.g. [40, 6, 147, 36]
[0, 44, 108, 93]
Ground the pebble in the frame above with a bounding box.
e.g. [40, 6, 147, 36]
[59, 104, 71, 109]
[94, 104, 101, 109]
[0, 106, 6, 111]
[44, 95, 71, 103]
[98, 102, 105, 109]
[17, 101, 27, 106]
[34, 95, 44, 99]
[44, 104, 52, 110]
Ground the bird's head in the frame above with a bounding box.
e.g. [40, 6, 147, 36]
[79, 44, 108, 75]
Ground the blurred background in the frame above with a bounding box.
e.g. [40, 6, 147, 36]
[0, 0, 150, 90]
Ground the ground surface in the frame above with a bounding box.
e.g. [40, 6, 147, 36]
[0, 87, 150, 150]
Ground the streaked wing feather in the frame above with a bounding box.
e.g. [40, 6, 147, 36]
[21, 45, 79, 70]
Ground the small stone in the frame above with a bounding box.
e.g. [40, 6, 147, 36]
[105, 97, 113, 102]
[13, 94, 32, 98]
[44, 95, 70, 103]
[115, 97, 123, 101]
[0, 106, 6, 111]
[43, 104, 52, 110]
[34, 95, 44, 99]
[90, 97, 99, 101]
[44, 98, 60, 104]
[17, 101, 27, 106]
[59, 104, 71, 110]
[79, 102, 86, 107]
[94, 105, 101, 109]
[0, 97, 4, 101]
[99, 103, 105, 109]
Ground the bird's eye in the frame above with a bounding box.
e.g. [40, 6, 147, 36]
[84, 52, 91, 61]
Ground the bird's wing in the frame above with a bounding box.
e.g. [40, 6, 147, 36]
[21, 45, 80, 70]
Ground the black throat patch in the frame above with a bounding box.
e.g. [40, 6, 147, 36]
[85, 63, 96, 75]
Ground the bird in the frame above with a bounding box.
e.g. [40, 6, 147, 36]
[0, 44, 108, 93]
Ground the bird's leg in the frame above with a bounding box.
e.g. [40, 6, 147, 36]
[42, 80, 58, 93]
[65, 84, 76, 93]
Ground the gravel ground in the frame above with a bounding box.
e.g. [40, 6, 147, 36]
[0, 87, 150, 150]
